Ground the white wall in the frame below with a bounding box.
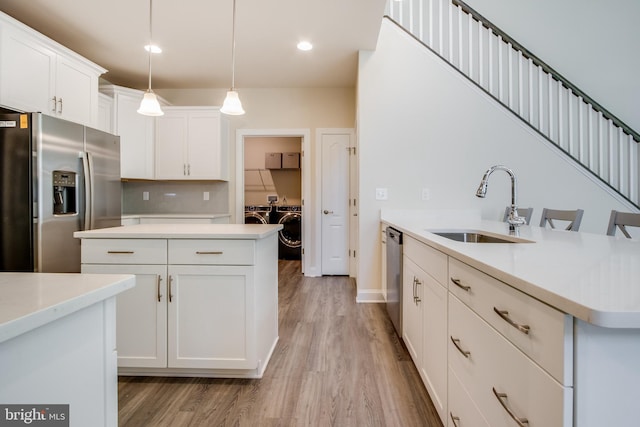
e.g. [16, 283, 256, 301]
[356, 20, 636, 301]
[464, 0, 640, 133]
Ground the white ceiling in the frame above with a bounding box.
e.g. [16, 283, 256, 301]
[0, 0, 387, 90]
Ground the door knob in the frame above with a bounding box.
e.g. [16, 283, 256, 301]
[323, 210, 334, 215]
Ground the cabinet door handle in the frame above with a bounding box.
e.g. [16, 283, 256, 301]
[450, 414, 461, 427]
[58, 97, 63, 114]
[450, 277, 471, 292]
[187, 164, 191, 176]
[51, 96, 57, 113]
[450, 336, 471, 358]
[107, 250, 135, 254]
[414, 277, 422, 303]
[183, 164, 187, 175]
[157, 275, 163, 302]
[492, 387, 529, 426]
[493, 307, 530, 334]
[323, 210, 334, 215]
[196, 251, 223, 255]
[168, 275, 173, 303]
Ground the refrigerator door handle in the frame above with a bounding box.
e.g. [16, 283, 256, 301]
[82, 151, 95, 230]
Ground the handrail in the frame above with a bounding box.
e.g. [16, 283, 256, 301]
[450, 0, 639, 143]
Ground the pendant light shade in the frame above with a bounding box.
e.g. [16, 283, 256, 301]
[138, 90, 164, 116]
[220, 0, 245, 116]
[221, 90, 245, 115]
[138, 0, 163, 116]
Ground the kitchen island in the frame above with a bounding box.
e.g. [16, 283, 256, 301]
[74, 223, 282, 379]
[382, 209, 640, 427]
[0, 273, 135, 427]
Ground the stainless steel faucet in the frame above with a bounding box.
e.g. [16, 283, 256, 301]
[476, 165, 526, 233]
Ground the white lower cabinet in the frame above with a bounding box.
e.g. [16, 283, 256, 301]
[448, 295, 572, 426]
[403, 236, 448, 424]
[397, 233, 574, 427]
[167, 265, 253, 369]
[80, 235, 278, 378]
[82, 263, 168, 368]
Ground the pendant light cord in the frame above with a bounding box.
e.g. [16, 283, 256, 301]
[147, 0, 154, 91]
[230, 0, 237, 90]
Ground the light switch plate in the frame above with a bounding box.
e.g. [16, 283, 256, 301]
[421, 188, 431, 201]
[203, 191, 210, 201]
[375, 188, 388, 200]
[143, 191, 149, 201]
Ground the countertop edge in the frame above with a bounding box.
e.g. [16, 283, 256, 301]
[0, 274, 135, 344]
[74, 224, 283, 239]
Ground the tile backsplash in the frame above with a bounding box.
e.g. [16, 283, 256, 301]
[123, 181, 229, 214]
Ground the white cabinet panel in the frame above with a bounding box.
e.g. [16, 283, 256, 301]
[448, 294, 572, 427]
[100, 85, 157, 179]
[0, 14, 104, 126]
[449, 257, 572, 385]
[155, 107, 228, 180]
[82, 264, 168, 368]
[168, 265, 254, 369]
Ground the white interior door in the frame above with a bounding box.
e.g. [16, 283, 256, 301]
[321, 132, 350, 275]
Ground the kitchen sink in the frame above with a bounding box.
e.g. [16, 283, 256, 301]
[428, 230, 533, 244]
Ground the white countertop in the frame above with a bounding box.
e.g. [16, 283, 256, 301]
[74, 223, 283, 239]
[381, 209, 640, 328]
[0, 273, 135, 343]
[122, 213, 231, 219]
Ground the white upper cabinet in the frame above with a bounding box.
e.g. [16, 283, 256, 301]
[100, 85, 159, 179]
[155, 107, 229, 181]
[0, 13, 105, 127]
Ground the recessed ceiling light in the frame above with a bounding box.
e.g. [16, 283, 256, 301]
[297, 41, 313, 51]
[144, 44, 162, 54]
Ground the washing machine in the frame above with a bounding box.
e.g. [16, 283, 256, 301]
[272, 205, 302, 260]
[244, 205, 271, 224]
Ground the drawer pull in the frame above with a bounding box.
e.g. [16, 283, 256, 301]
[157, 275, 163, 302]
[196, 251, 224, 255]
[492, 387, 529, 426]
[168, 275, 174, 303]
[450, 278, 471, 292]
[107, 250, 135, 254]
[450, 336, 471, 358]
[450, 414, 461, 427]
[493, 307, 531, 334]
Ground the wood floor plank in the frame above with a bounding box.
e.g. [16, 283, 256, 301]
[118, 260, 443, 427]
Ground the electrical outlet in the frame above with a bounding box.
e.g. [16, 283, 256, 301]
[143, 191, 149, 201]
[203, 191, 210, 201]
[375, 188, 388, 200]
[421, 188, 431, 201]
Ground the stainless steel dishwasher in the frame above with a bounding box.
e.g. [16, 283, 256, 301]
[386, 227, 403, 337]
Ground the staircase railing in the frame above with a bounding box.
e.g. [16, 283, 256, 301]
[385, 0, 639, 207]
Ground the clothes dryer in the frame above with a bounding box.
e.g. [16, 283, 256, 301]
[271, 205, 301, 259]
[244, 205, 271, 224]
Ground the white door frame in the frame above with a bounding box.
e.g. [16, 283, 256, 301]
[235, 128, 317, 276]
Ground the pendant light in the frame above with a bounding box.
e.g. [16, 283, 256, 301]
[138, 0, 164, 116]
[220, 0, 245, 115]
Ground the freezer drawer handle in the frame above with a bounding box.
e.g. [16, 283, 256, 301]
[157, 275, 163, 302]
[450, 277, 471, 292]
[107, 250, 135, 254]
[450, 336, 471, 358]
[493, 387, 529, 426]
[494, 307, 531, 334]
[196, 251, 224, 255]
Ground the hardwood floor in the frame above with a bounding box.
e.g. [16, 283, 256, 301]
[118, 260, 443, 427]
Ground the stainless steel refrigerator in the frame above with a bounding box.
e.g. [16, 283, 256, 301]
[0, 111, 121, 272]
